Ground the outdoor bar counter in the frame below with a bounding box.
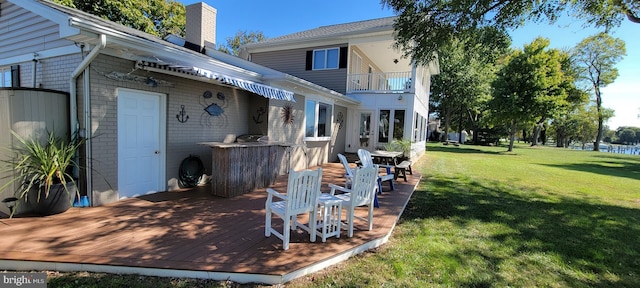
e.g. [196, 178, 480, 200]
[200, 141, 288, 197]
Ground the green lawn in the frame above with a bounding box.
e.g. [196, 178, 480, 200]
[47, 143, 640, 287]
[286, 143, 640, 287]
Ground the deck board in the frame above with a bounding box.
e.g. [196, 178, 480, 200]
[0, 163, 420, 283]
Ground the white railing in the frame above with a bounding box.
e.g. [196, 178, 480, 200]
[347, 71, 412, 93]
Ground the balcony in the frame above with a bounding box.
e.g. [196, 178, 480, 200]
[346, 71, 412, 93]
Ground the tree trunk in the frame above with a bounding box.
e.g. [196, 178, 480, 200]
[443, 108, 452, 142]
[457, 104, 464, 143]
[594, 87, 602, 151]
[508, 120, 517, 152]
[556, 130, 565, 148]
[467, 109, 479, 144]
[531, 119, 545, 147]
[531, 125, 540, 146]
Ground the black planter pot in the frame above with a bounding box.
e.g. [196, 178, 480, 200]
[27, 183, 75, 216]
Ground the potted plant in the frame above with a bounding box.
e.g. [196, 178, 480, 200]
[382, 139, 412, 160]
[1, 130, 85, 217]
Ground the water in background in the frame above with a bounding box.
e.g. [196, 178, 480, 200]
[570, 143, 640, 155]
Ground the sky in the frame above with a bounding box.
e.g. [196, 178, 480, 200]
[181, 0, 639, 130]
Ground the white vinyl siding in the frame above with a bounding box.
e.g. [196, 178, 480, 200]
[0, 1, 73, 59]
[250, 45, 348, 94]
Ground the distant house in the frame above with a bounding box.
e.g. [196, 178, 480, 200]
[0, 0, 360, 212]
[241, 17, 440, 158]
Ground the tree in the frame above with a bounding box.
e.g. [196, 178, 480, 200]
[53, 0, 185, 38]
[575, 105, 614, 149]
[217, 31, 266, 56]
[381, 0, 639, 65]
[618, 128, 637, 144]
[489, 38, 573, 152]
[615, 126, 640, 144]
[430, 27, 510, 144]
[572, 33, 626, 151]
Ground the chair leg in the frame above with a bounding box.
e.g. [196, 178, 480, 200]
[283, 216, 290, 250]
[309, 210, 317, 242]
[265, 209, 271, 237]
[367, 205, 374, 231]
[347, 208, 355, 238]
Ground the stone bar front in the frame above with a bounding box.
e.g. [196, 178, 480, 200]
[200, 142, 286, 197]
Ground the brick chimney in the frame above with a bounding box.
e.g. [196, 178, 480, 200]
[185, 2, 217, 52]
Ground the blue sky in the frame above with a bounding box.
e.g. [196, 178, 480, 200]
[181, 0, 639, 129]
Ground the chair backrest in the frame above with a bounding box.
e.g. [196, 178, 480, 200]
[286, 167, 322, 214]
[337, 153, 353, 178]
[349, 165, 378, 206]
[357, 149, 374, 167]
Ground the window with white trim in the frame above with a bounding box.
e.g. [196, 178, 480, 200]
[1, 67, 11, 87]
[305, 99, 333, 139]
[313, 48, 339, 70]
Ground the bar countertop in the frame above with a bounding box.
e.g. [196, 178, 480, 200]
[199, 141, 291, 148]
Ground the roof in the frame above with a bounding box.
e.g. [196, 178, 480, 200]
[15, 0, 358, 104]
[259, 16, 396, 44]
[243, 16, 396, 51]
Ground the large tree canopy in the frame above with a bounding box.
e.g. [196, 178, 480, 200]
[53, 0, 185, 38]
[572, 33, 626, 151]
[430, 27, 510, 142]
[489, 38, 576, 152]
[382, 0, 639, 65]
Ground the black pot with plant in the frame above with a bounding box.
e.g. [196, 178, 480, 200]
[1, 131, 85, 217]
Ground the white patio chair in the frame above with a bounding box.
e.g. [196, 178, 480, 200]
[329, 165, 378, 237]
[265, 167, 322, 250]
[357, 149, 395, 193]
[337, 153, 354, 188]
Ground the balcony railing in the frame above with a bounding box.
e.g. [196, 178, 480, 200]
[347, 71, 412, 93]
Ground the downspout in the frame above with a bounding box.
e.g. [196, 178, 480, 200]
[32, 53, 39, 88]
[70, 34, 106, 206]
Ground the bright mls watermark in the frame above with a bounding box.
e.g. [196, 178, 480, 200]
[0, 273, 46, 288]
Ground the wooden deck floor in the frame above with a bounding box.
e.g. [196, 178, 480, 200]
[0, 163, 420, 284]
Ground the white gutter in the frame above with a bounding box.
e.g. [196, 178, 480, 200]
[70, 34, 106, 206]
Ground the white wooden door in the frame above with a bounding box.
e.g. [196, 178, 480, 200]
[117, 89, 165, 199]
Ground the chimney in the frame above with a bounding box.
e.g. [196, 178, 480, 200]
[185, 2, 217, 52]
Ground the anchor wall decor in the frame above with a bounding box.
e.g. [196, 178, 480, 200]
[176, 105, 189, 123]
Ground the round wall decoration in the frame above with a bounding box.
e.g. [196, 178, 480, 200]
[336, 112, 344, 128]
[280, 104, 294, 125]
[203, 90, 213, 99]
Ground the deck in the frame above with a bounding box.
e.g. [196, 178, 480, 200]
[0, 163, 420, 284]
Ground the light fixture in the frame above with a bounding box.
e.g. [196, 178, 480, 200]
[397, 95, 403, 101]
[393, 59, 399, 64]
[2, 197, 18, 216]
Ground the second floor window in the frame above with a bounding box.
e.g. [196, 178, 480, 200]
[313, 48, 339, 70]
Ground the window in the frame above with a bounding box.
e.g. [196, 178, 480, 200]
[414, 112, 420, 141]
[1, 67, 11, 87]
[393, 110, 405, 141]
[313, 48, 339, 70]
[378, 109, 407, 143]
[305, 99, 332, 139]
[378, 110, 390, 143]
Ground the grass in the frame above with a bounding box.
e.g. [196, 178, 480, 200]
[46, 143, 640, 287]
[285, 143, 640, 287]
